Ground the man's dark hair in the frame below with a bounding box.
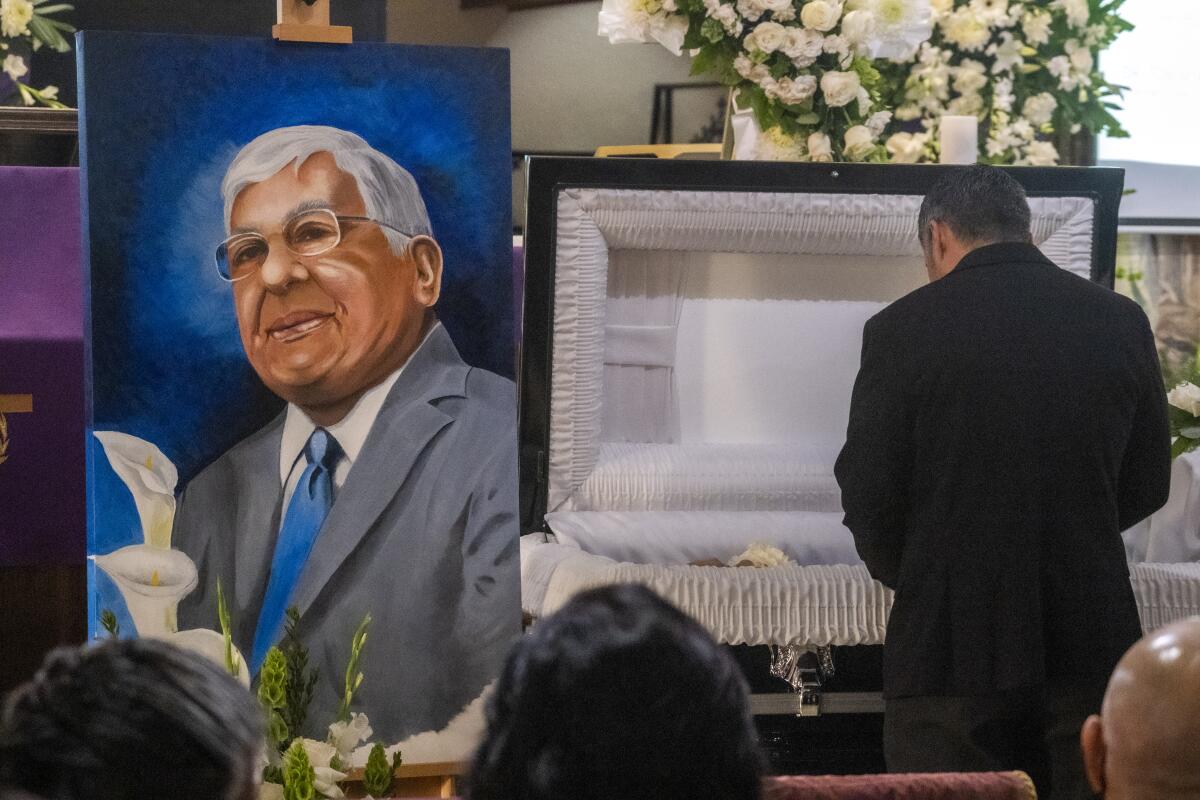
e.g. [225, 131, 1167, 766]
[918, 164, 1032, 247]
[0, 638, 262, 800]
[467, 584, 765, 800]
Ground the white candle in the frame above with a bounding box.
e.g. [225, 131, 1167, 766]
[940, 115, 979, 164]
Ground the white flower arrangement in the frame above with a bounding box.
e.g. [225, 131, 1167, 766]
[600, 0, 933, 161]
[729, 542, 795, 567]
[882, 0, 1132, 165]
[0, 0, 74, 108]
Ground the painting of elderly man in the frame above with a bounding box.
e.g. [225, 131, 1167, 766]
[80, 33, 516, 742]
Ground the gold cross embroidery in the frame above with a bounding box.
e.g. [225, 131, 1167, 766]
[0, 394, 33, 466]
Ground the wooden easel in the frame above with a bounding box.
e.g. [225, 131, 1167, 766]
[273, 0, 353, 44]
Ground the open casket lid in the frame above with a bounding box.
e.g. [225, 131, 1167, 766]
[518, 158, 1124, 535]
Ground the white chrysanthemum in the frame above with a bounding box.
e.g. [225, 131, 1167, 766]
[947, 92, 984, 116]
[952, 58, 987, 94]
[929, 0, 953, 19]
[993, 77, 1015, 112]
[968, 0, 1009, 27]
[0, 0, 34, 38]
[848, 0, 932, 60]
[1021, 140, 1059, 166]
[1022, 92, 1057, 126]
[941, 6, 992, 52]
[2, 53, 27, 82]
[753, 127, 808, 161]
[731, 542, 795, 567]
[886, 131, 929, 162]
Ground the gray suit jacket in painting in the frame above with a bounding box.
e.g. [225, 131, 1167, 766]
[174, 324, 520, 741]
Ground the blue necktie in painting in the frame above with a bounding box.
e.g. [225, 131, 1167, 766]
[251, 428, 342, 675]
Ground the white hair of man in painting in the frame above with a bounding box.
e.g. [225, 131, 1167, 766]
[220, 125, 433, 256]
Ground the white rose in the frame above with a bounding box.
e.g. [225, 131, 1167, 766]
[806, 132, 834, 162]
[746, 20, 789, 53]
[781, 27, 826, 65]
[2, 53, 27, 82]
[843, 125, 876, 160]
[1021, 140, 1059, 166]
[823, 33, 853, 66]
[730, 542, 794, 567]
[886, 131, 927, 163]
[772, 74, 819, 104]
[1168, 382, 1200, 417]
[737, 0, 767, 21]
[820, 69, 861, 107]
[866, 109, 892, 136]
[761, 0, 795, 13]
[327, 713, 373, 764]
[841, 8, 877, 51]
[1022, 9, 1051, 45]
[1022, 92, 1057, 126]
[0, 0, 34, 38]
[801, 0, 843, 32]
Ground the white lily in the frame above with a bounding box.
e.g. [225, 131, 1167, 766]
[93, 544, 197, 638]
[94, 431, 178, 549]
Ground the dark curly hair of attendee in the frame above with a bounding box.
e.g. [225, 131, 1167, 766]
[0, 638, 262, 800]
[467, 584, 765, 800]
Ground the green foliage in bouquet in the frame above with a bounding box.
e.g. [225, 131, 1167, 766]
[217, 579, 242, 680]
[337, 613, 371, 723]
[281, 607, 320, 740]
[282, 739, 317, 800]
[260, 648, 291, 749]
[362, 743, 394, 798]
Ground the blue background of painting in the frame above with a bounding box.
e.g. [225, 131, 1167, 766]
[79, 32, 513, 635]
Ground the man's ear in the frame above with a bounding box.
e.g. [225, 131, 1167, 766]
[407, 235, 443, 308]
[929, 219, 951, 265]
[1081, 714, 1107, 796]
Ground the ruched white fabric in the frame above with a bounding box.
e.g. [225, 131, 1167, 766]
[522, 538, 1200, 644]
[573, 443, 843, 512]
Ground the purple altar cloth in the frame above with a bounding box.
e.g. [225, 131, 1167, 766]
[0, 166, 85, 566]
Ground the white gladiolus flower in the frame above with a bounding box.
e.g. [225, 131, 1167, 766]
[781, 27, 826, 66]
[1021, 9, 1051, 45]
[866, 0, 935, 60]
[987, 31, 1024, 74]
[0, 0, 33, 38]
[941, 7, 991, 52]
[1021, 140, 1059, 166]
[730, 542, 795, 567]
[1022, 92, 1057, 126]
[993, 77, 1015, 112]
[746, 21, 790, 53]
[800, 0, 843, 32]
[820, 69, 861, 107]
[327, 713, 373, 765]
[807, 132, 834, 162]
[886, 131, 928, 162]
[1168, 382, 1200, 416]
[1054, 0, 1089, 30]
[94, 431, 179, 549]
[952, 59, 988, 94]
[2, 53, 27, 81]
[866, 109, 893, 136]
[844, 125, 877, 160]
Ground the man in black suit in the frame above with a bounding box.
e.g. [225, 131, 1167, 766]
[834, 165, 1170, 800]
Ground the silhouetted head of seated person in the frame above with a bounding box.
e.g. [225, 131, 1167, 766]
[467, 583, 765, 800]
[1081, 618, 1200, 799]
[0, 637, 262, 800]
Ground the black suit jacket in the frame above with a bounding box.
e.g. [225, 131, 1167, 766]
[835, 242, 1170, 699]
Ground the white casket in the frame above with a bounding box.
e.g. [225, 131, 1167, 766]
[517, 158, 1200, 705]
